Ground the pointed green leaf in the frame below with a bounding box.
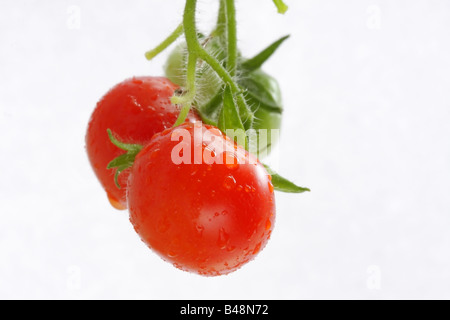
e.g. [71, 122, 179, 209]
[107, 129, 143, 152]
[107, 153, 136, 170]
[218, 85, 245, 133]
[264, 165, 310, 193]
[241, 35, 290, 72]
[112, 165, 129, 190]
[106, 129, 143, 189]
[197, 89, 224, 126]
[218, 85, 248, 148]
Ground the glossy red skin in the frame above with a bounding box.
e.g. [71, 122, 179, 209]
[127, 122, 276, 276]
[86, 76, 198, 210]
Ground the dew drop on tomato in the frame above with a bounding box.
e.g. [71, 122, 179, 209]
[217, 227, 230, 250]
[132, 78, 143, 85]
[268, 181, 274, 193]
[224, 152, 240, 170]
[253, 243, 262, 255]
[150, 148, 160, 159]
[265, 219, 272, 231]
[195, 224, 205, 236]
[107, 193, 127, 210]
[223, 175, 236, 190]
[226, 245, 236, 252]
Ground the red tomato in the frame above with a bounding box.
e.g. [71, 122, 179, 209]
[86, 76, 198, 210]
[127, 122, 276, 276]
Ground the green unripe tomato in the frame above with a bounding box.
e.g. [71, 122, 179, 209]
[163, 42, 186, 87]
[240, 69, 283, 156]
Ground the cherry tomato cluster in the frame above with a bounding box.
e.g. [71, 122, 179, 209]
[86, 0, 308, 276]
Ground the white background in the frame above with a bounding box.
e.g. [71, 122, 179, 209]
[1, 0, 449, 300]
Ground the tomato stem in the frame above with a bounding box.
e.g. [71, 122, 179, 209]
[173, 0, 253, 128]
[225, 0, 237, 77]
[272, 0, 289, 14]
[213, 0, 227, 41]
[145, 23, 184, 60]
[172, 53, 197, 126]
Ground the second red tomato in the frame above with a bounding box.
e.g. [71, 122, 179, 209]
[86, 76, 198, 210]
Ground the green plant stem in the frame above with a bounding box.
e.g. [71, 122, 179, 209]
[172, 53, 197, 126]
[225, 0, 237, 77]
[182, 0, 235, 92]
[171, 0, 200, 126]
[199, 50, 253, 127]
[273, 0, 288, 14]
[213, 0, 227, 40]
[174, 0, 253, 127]
[145, 23, 184, 60]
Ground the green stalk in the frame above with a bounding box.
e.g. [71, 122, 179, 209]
[182, 0, 237, 92]
[273, 0, 288, 14]
[145, 24, 184, 60]
[171, 0, 199, 126]
[174, 0, 253, 127]
[213, 0, 227, 40]
[225, 0, 237, 77]
[172, 53, 197, 126]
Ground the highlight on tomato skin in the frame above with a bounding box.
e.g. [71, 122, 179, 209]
[85, 76, 199, 210]
[127, 122, 276, 276]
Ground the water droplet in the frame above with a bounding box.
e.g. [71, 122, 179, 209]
[265, 219, 272, 231]
[224, 152, 239, 170]
[226, 245, 236, 252]
[196, 224, 205, 236]
[150, 148, 160, 159]
[107, 194, 126, 210]
[244, 185, 255, 193]
[168, 251, 178, 258]
[173, 263, 183, 270]
[268, 181, 274, 193]
[205, 147, 217, 159]
[217, 227, 230, 250]
[253, 243, 262, 255]
[209, 128, 223, 137]
[223, 175, 236, 190]
[128, 95, 143, 111]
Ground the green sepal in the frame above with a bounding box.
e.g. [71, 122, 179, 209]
[241, 35, 290, 72]
[218, 85, 248, 148]
[264, 164, 310, 193]
[197, 89, 224, 126]
[106, 129, 143, 189]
